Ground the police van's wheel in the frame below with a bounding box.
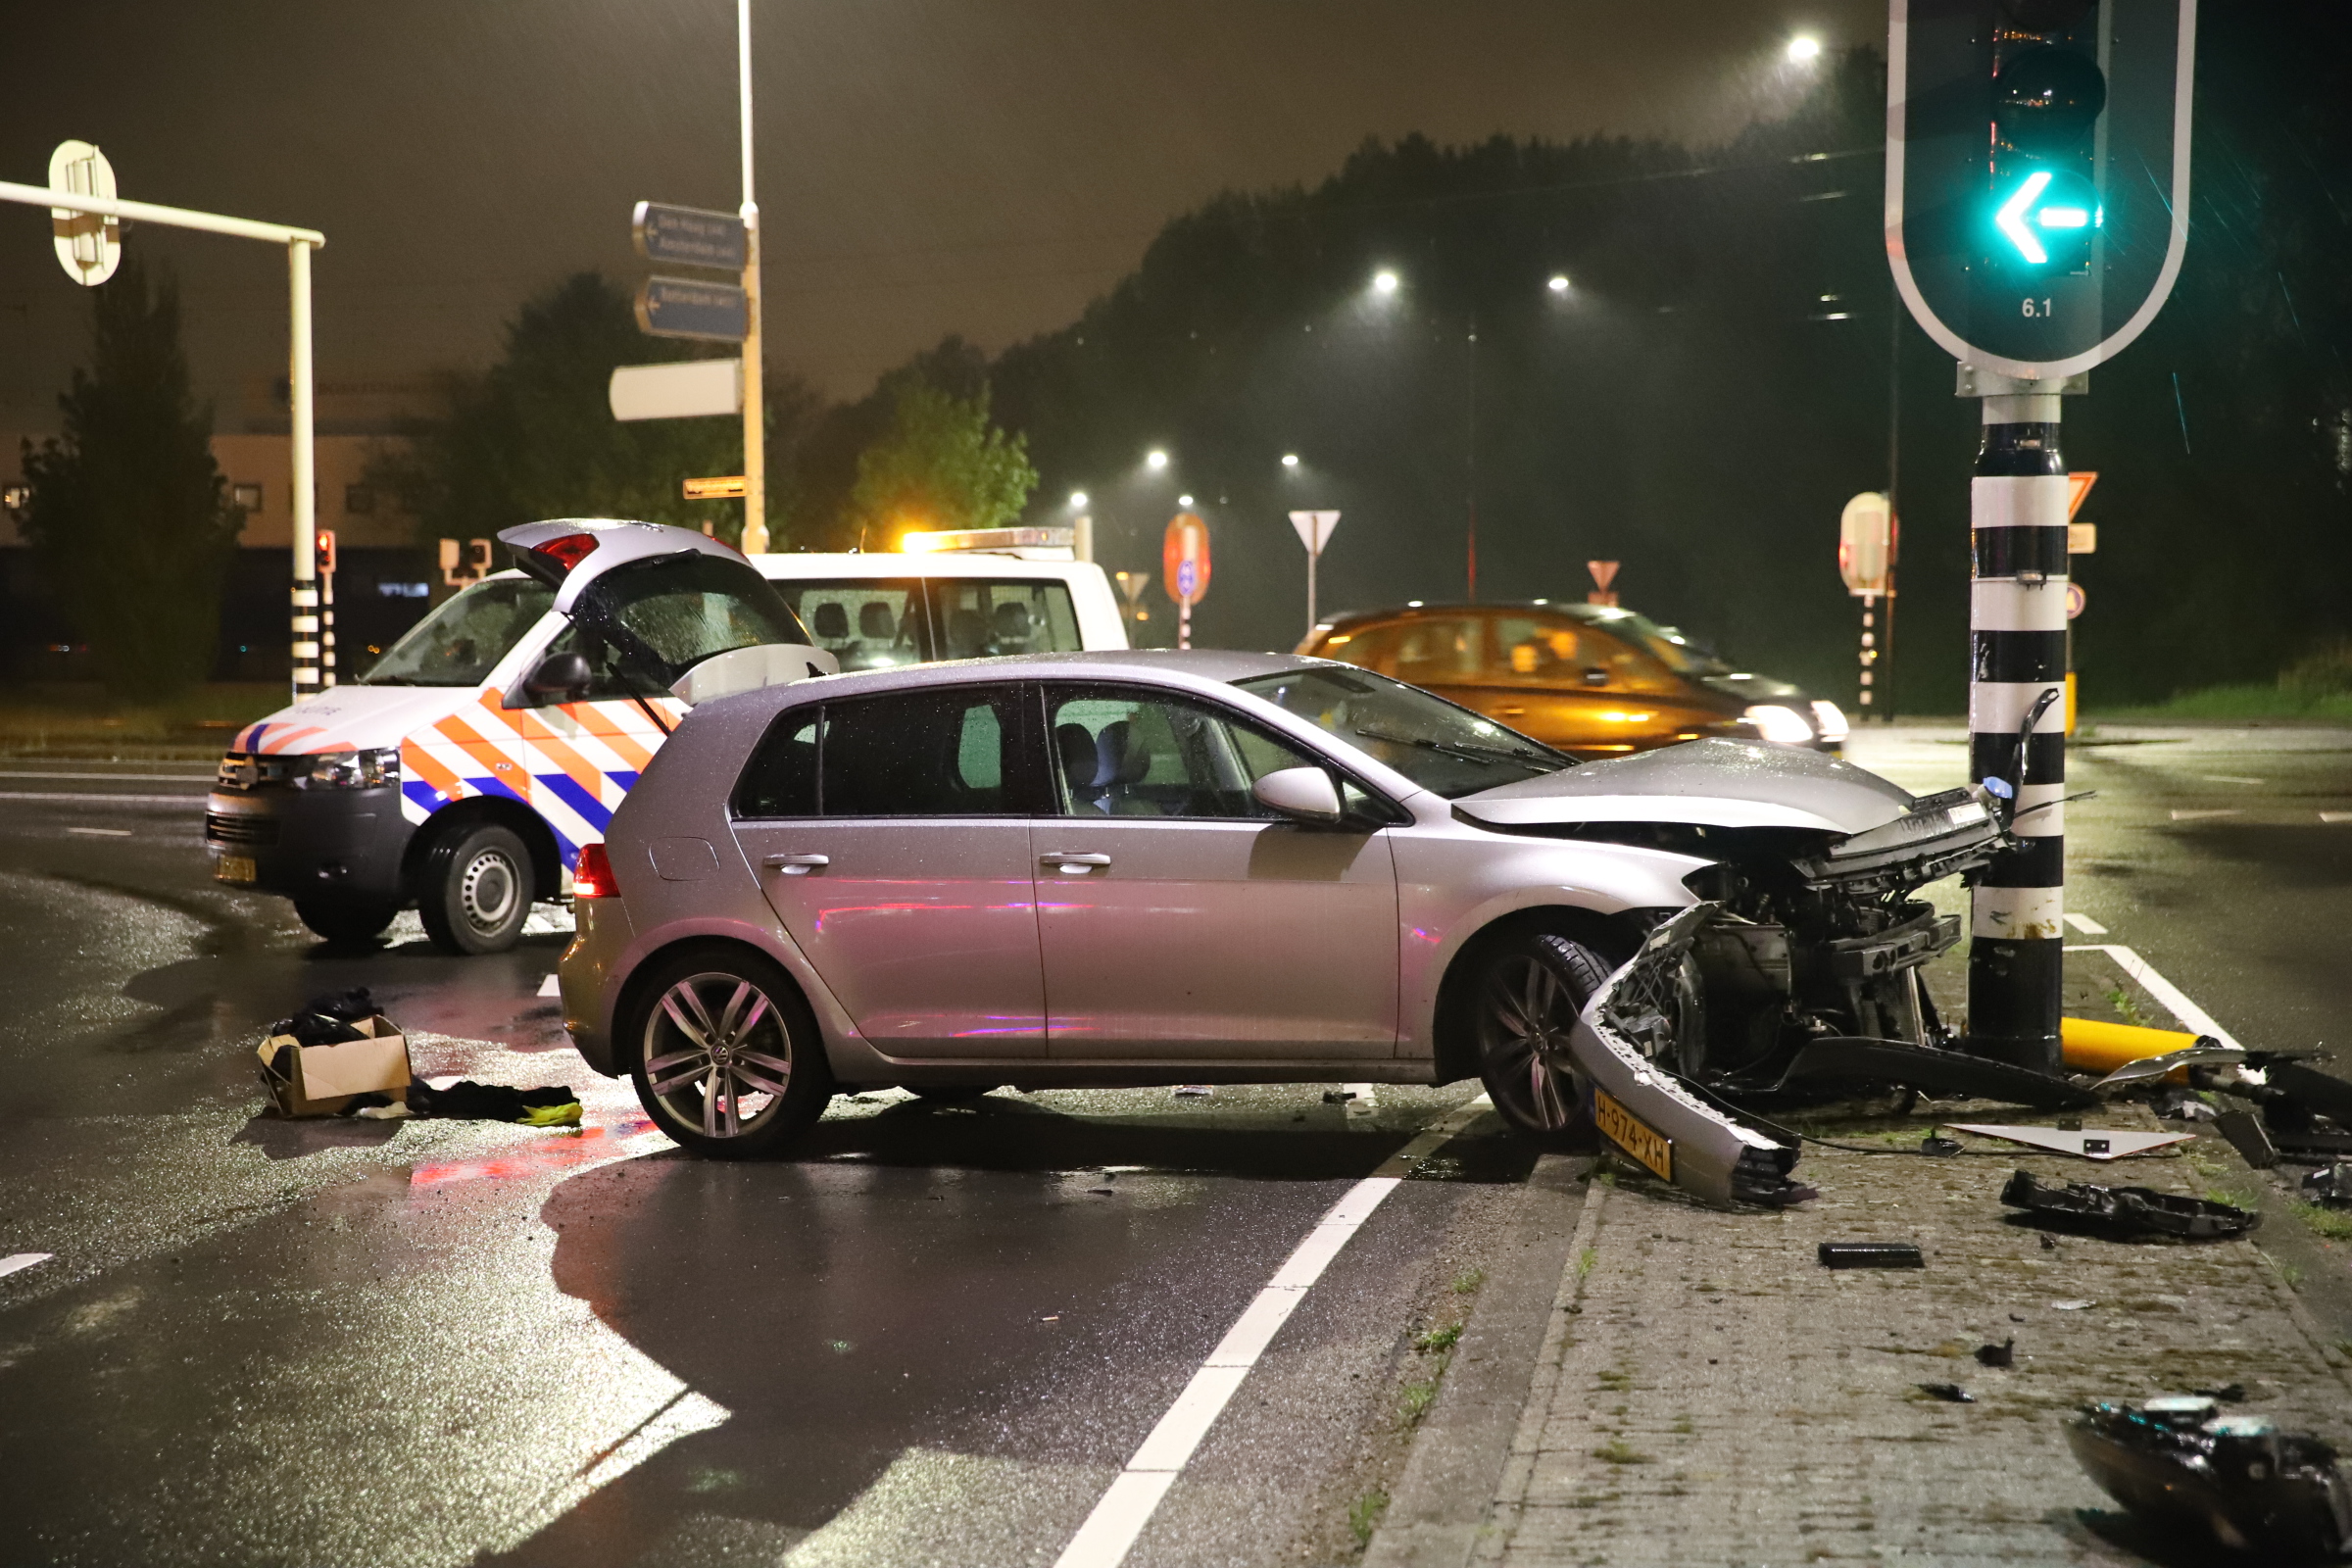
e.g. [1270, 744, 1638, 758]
[293, 895, 399, 945]
[624, 947, 833, 1159]
[1473, 932, 1609, 1145]
[418, 823, 533, 955]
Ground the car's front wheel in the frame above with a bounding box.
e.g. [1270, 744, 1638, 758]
[417, 823, 533, 955]
[1473, 932, 1610, 1142]
[626, 948, 832, 1158]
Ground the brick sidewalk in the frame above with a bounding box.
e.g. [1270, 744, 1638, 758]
[1472, 1115, 2352, 1566]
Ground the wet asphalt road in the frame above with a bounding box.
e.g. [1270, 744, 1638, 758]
[0, 725, 2346, 1567]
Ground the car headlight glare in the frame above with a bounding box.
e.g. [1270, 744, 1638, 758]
[1808, 699, 1849, 743]
[1742, 704, 1816, 745]
[304, 747, 402, 789]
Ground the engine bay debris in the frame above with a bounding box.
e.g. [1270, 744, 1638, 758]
[1999, 1169, 2260, 1241]
[2067, 1396, 2352, 1561]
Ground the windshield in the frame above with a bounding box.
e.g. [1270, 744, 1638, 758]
[361, 577, 553, 686]
[564, 553, 812, 691]
[1233, 666, 1570, 799]
[1597, 611, 1732, 676]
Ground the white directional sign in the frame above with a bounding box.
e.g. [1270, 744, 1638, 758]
[48, 141, 120, 286]
[609, 359, 744, 422]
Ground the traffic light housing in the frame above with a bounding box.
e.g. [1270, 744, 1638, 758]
[1888, 1, 2194, 378]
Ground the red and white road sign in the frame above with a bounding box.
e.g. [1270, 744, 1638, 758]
[1163, 513, 1210, 606]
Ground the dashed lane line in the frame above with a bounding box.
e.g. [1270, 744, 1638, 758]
[2062, 911, 2108, 935]
[0, 1252, 53, 1280]
[0, 792, 207, 806]
[2064, 944, 2240, 1051]
[0, 770, 216, 782]
[1052, 1093, 1494, 1568]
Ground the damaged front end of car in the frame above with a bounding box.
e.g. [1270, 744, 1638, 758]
[1460, 739, 2093, 1207]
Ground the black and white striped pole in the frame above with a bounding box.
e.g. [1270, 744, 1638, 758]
[1966, 382, 2072, 1070]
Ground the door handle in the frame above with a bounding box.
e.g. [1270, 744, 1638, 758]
[762, 853, 829, 875]
[1040, 852, 1111, 874]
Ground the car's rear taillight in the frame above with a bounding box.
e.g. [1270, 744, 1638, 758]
[573, 842, 617, 900]
[534, 532, 600, 572]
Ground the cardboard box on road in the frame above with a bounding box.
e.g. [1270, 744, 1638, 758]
[256, 1014, 412, 1117]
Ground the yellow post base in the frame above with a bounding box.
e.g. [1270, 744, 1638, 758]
[2060, 1014, 2197, 1075]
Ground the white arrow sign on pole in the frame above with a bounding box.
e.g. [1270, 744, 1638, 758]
[1289, 510, 1341, 640]
[609, 359, 744, 421]
[47, 141, 120, 286]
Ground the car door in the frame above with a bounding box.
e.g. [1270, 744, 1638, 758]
[1034, 685, 1398, 1060]
[730, 682, 1047, 1059]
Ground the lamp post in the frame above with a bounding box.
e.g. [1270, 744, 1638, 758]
[734, 0, 768, 553]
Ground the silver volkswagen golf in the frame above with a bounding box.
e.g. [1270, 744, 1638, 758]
[559, 650, 2034, 1207]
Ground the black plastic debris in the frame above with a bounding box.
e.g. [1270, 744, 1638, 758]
[270, 986, 383, 1047]
[2068, 1396, 2352, 1561]
[2268, 1060, 2352, 1133]
[1975, 1339, 2015, 1368]
[1921, 1134, 1963, 1157]
[1999, 1169, 2260, 1242]
[2191, 1383, 2248, 1404]
[1917, 1383, 1975, 1403]
[2301, 1163, 2352, 1209]
[2215, 1108, 2281, 1170]
[1818, 1242, 1923, 1269]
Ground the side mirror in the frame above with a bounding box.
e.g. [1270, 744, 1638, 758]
[1251, 766, 1344, 825]
[1582, 667, 1611, 687]
[519, 651, 593, 705]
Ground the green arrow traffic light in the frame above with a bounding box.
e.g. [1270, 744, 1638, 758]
[1993, 170, 2099, 267]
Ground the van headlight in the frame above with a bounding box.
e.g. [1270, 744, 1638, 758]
[1808, 700, 1849, 743]
[302, 748, 402, 789]
[1742, 705, 1816, 745]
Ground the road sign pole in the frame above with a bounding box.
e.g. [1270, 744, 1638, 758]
[1965, 387, 2070, 1072]
[288, 237, 321, 696]
[735, 0, 767, 555]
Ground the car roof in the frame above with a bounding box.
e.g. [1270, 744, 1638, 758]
[704, 648, 1329, 718]
[1318, 600, 1629, 628]
[753, 552, 1099, 580]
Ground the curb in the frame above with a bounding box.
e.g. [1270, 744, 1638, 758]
[1362, 1152, 1593, 1568]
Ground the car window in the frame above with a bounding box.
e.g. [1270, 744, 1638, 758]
[735, 687, 1028, 817]
[360, 577, 552, 687]
[1047, 687, 1323, 819]
[1489, 615, 1680, 694]
[1319, 616, 1481, 686]
[1235, 665, 1569, 799]
[930, 579, 1082, 660]
[555, 554, 812, 700]
[771, 579, 928, 671]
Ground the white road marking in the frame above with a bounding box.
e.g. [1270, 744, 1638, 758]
[0, 792, 206, 806]
[66, 827, 133, 838]
[0, 1252, 53, 1280]
[2195, 774, 2264, 785]
[2322, 811, 2352, 824]
[538, 973, 562, 998]
[1343, 1080, 1376, 1117]
[1052, 1093, 1493, 1568]
[2063, 945, 2239, 1051]
[2169, 808, 2239, 821]
[2062, 912, 2108, 935]
[0, 770, 216, 782]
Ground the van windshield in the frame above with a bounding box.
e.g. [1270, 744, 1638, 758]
[361, 577, 553, 686]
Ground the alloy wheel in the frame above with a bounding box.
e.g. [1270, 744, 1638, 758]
[641, 971, 794, 1140]
[1475, 946, 1595, 1134]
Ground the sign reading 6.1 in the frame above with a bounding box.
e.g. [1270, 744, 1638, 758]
[1888, 1, 2196, 379]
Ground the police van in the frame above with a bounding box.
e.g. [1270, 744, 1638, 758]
[205, 519, 1126, 954]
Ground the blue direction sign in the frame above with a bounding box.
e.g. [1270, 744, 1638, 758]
[632, 202, 746, 271]
[634, 276, 748, 343]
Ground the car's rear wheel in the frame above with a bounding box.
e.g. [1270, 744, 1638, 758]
[293, 893, 399, 945]
[626, 948, 831, 1158]
[417, 823, 533, 955]
[1473, 932, 1610, 1142]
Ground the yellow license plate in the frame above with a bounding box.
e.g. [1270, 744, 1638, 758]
[214, 855, 257, 884]
[1593, 1087, 1673, 1183]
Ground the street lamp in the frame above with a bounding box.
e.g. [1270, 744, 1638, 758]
[1547, 273, 1571, 294]
[1145, 449, 1169, 471]
[1068, 491, 1088, 509]
[1177, 494, 1195, 509]
[1787, 34, 1822, 63]
[1371, 270, 1399, 297]
[1281, 453, 1299, 468]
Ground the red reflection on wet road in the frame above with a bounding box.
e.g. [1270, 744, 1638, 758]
[410, 1117, 658, 1190]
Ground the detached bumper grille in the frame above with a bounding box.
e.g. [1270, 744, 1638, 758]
[206, 812, 278, 846]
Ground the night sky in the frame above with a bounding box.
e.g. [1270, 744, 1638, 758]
[0, 1, 1878, 429]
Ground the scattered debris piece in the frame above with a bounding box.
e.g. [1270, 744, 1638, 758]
[2053, 1299, 2096, 1311]
[2300, 1164, 2352, 1208]
[1921, 1134, 1962, 1157]
[2211, 1108, 2279, 1169]
[2001, 1169, 2260, 1241]
[2272, 1128, 2352, 1161]
[2265, 1060, 2352, 1134]
[1173, 1085, 1213, 1099]
[2068, 1396, 2352, 1560]
[1086, 1187, 1114, 1197]
[405, 1080, 582, 1127]
[1817, 1242, 1924, 1270]
[2092, 1042, 2244, 1091]
[2191, 1384, 2248, 1404]
[257, 991, 412, 1118]
[2147, 1085, 2219, 1121]
[1946, 1123, 2193, 1161]
[1321, 1090, 1357, 1103]
[1975, 1339, 2016, 1368]
[1917, 1383, 1976, 1403]
[2062, 1016, 2205, 1076]
[2039, 1233, 2058, 1250]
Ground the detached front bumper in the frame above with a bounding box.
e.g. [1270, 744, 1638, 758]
[204, 784, 414, 905]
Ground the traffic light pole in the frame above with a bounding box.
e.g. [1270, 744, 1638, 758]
[1965, 381, 2072, 1072]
